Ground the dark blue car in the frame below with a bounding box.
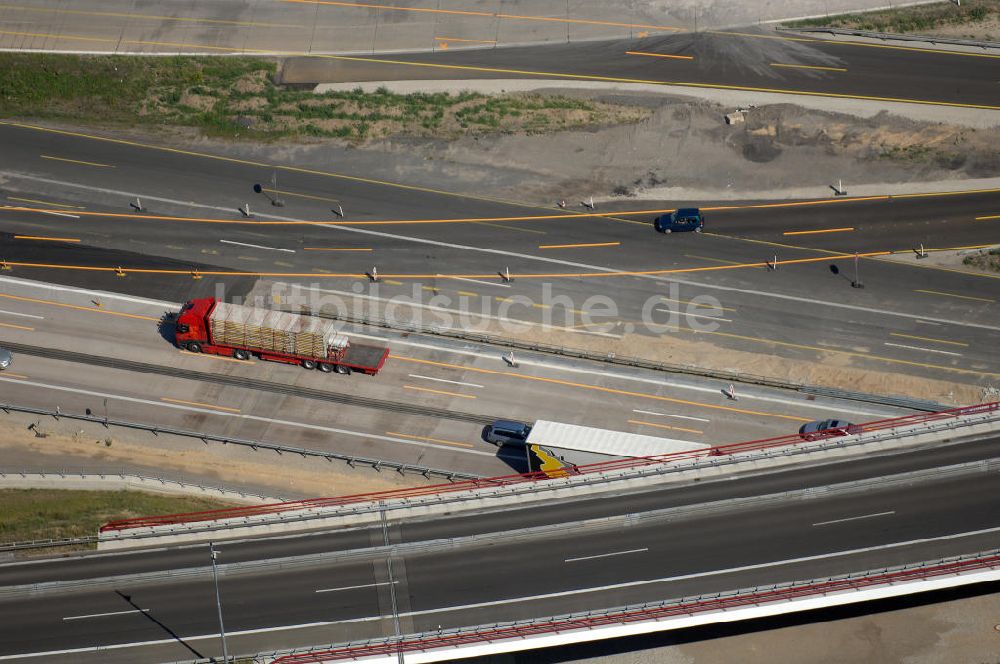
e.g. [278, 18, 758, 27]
[654, 208, 704, 233]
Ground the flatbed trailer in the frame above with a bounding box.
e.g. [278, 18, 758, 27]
[174, 298, 389, 375]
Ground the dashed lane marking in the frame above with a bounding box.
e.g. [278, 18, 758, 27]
[39, 155, 114, 168]
[161, 397, 241, 413]
[889, 332, 968, 347]
[771, 62, 847, 72]
[915, 289, 994, 303]
[384, 431, 474, 448]
[627, 419, 704, 435]
[403, 384, 477, 399]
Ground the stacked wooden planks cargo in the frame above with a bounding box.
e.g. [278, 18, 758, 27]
[209, 302, 346, 359]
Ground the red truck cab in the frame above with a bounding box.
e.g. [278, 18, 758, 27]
[173, 298, 388, 375]
[174, 299, 212, 352]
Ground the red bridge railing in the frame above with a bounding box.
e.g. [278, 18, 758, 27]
[271, 552, 1000, 663]
[99, 402, 998, 533]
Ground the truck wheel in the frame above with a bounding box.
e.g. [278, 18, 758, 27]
[335, 365, 351, 375]
[317, 363, 332, 373]
[186, 342, 202, 353]
[302, 359, 317, 370]
[233, 349, 250, 361]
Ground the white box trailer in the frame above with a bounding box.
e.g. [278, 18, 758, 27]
[525, 420, 706, 470]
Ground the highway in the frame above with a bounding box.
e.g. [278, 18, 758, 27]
[288, 29, 1000, 110]
[0, 449, 996, 662]
[1, 120, 998, 395]
[0, 6, 998, 662]
[0, 1, 915, 57]
[0, 273, 905, 480]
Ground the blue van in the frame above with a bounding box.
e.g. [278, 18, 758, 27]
[654, 208, 704, 233]
[483, 420, 532, 446]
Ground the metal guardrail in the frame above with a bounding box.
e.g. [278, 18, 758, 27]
[264, 550, 1000, 663]
[0, 467, 282, 501]
[0, 403, 480, 483]
[0, 467, 286, 553]
[776, 25, 1000, 50]
[99, 402, 1000, 534]
[297, 306, 948, 412]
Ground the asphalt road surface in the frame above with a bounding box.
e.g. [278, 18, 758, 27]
[0, 458, 996, 662]
[285, 30, 1000, 110]
[0, 121, 997, 392]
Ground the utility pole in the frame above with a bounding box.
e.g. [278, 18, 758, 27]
[210, 542, 230, 664]
[851, 252, 864, 289]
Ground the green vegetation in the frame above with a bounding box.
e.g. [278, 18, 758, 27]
[0, 489, 234, 547]
[0, 54, 645, 141]
[963, 247, 1000, 272]
[785, 0, 1000, 38]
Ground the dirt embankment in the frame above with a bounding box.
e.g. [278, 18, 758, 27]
[0, 412, 422, 499]
[351, 95, 1000, 204]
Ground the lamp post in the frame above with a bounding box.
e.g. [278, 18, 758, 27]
[210, 542, 230, 663]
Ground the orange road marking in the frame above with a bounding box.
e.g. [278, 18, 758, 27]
[0, 250, 894, 280]
[14, 235, 80, 242]
[0, 321, 33, 331]
[888, 332, 968, 347]
[915, 289, 994, 303]
[302, 247, 373, 251]
[782, 227, 855, 236]
[40, 155, 114, 168]
[385, 431, 474, 448]
[403, 384, 477, 399]
[625, 50, 694, 60]
[282, 0, 683, 32]
[261, 188, 340, 203]
[0, 3, 302, 28]
[538, 242, 621, 249]
[0, 293, 159, 321]
[393, 356, 810, 422]
[974, 214, 999, 220]
[180, 350, 256, 364]
[161, 397, 241, 413]
[0, 194, 939, 226]
[0, 372, 28, 379]
[771, 62, 847, 72]
[627, 419, 703, 435]
[8, 197, 83, 209]
[434, 36, 497, 44]
[680, 326, 998, 378]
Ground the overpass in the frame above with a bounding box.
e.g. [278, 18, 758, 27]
[0, 414, 996, 662]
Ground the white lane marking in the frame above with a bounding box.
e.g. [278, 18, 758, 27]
[305, 286, 622, 339]
[0, 272, 885, 419]
[632, 409, 711, 423]
[916, 320, 942, 326]
[388, 525, 1000, 619]
[436, 274, 511, 288]
[1, 205, 80, 219]
[408, 374, 484, 389]
[654, 306, 733, 323]
[0, 309, 44, 320]
[883, 342, 962, 357]
[5, 525, 998, 661]
[0, 274, 174, 308]
[316, 581, 397, 593]
[345, 331, 891, 418]
[0, 377, 494, 458]
[219, 239, 295, 253]
[8, 172, 995, 333]
[63, 609, 149, 621]
[565, 548, 648, 563]
[813, 511, 896, 527]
